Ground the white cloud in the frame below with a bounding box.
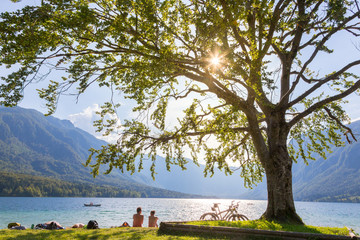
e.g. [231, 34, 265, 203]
[67, 104, 121, 143]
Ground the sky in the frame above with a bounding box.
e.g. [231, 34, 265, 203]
[1, 0, 360, 145]
[0, 1, 124, 141]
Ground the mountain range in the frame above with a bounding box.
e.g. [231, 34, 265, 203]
[292, 121, 360, 202]
[127, 122, 360, 203]
[0, 106, 359, 202]
[228, 121, 360, 202]
[0, 106, 200, 198]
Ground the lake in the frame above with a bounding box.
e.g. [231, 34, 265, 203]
[0, 197, 359, 233]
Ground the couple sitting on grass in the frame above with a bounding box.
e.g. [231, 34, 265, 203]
[133, 207, 158, 227]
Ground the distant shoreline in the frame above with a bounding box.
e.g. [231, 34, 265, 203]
[1, 195, 360, 203]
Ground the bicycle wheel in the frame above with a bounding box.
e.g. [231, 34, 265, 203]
[200, 213, 218, 221]
[227, 214, 249, 221]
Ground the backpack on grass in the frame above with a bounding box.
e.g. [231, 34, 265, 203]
[87, 220, 99, 229]
[7, 222, 20, 229]
[121, 222, 130, 227]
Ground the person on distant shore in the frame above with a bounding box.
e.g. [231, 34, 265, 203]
[71, 223, 84, 228]
[148, 210, 158, 227]
[133, 207, 144, 227]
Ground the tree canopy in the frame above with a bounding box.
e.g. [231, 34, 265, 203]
[1, 0, 359, 223]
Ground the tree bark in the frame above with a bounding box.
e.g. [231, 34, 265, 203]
[261, 136, 303, 224]
[259, 115, 303, 224]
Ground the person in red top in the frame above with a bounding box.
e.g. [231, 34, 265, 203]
[132, 207, 144, 227]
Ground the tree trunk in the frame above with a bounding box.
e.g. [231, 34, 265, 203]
[261, 140, 303, 224]
[254, 114, 304, 225]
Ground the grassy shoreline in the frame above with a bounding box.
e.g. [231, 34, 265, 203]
[186, 220, 351, 236]
[0, 220, 356, 240]
[0, 228, 232, 240]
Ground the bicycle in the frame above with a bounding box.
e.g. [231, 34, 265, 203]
[200, 201, 249, 221]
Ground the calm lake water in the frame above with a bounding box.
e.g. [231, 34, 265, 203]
[0, 197, 359, 233]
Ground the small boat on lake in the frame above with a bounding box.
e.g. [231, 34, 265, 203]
[84, 202, 101, 207]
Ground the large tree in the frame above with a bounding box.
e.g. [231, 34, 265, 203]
[1, 0, 359, 223]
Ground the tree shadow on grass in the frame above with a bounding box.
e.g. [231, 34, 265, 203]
[214, 220, 325, 235]
[0, 228, 156, 240]
[157, 229, 232, 240]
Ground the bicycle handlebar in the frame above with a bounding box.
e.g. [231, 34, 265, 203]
[212, 201, 241, 211]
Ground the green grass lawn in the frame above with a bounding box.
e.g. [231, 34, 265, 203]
[0, 228, 231, 240]
[187, 220, 350, 236]
[0, 220, 355, 240]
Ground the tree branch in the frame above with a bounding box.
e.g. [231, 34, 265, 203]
[323, 106, 357, 143]
[260, 0, 292, 58]
[288, 59, 360, 108]
[133, 126, 251, 150]
[219, 0, 250, 63]
[279, 11, 360, 106]
[289, 79, 360, 127]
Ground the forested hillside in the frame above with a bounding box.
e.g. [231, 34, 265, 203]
[0, 106, 106, 181]
[0, 171, 142, 197]
[0, 106, 200, 198]
[292, 120, 360, 202]
[0, 171, 200, 198]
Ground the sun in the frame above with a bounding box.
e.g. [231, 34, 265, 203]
[210, 56, 221, 66]
[208, 51, 224, 69]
